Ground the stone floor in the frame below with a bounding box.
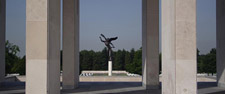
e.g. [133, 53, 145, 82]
[1, 82, 225, 94]
[1, 76, 225, 94]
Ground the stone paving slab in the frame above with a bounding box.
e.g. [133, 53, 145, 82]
[16, 75, 216, 82]
[1, 76, 225, 94]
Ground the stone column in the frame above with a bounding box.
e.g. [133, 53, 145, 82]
[26, 0, 61, 94]
[0, 0, 6, 84]
[217, 0, 225, 88]
[63, 0, 79, 89]
[142, 0, 159, 89]
[162, 0, 197, 94]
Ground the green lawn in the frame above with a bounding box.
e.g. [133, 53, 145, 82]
[92, 73, 127, 76]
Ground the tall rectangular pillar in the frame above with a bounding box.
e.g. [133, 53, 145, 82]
[162, 0, 197, 94]
[142, 0, 159, 89]
[217, 0, 225, 88]
[0, 0, 6, 84]
[26, 0, 61, 94]
[62, 0, 80, 89]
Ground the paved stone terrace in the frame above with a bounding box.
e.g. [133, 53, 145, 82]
[0, 76, 225, 94]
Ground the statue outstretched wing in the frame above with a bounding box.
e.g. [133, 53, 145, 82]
[100, 34, 107, 40]
[109, 37, 118, 41]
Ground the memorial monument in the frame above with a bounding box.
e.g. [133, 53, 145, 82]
[99, 34, 118, 76]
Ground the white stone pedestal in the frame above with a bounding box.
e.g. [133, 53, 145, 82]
[108, 61, 112, 76]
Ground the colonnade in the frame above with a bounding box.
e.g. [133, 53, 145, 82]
[0, 0, 224, 94]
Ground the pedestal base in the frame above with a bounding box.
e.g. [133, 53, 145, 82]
[108, 61, 112, 76]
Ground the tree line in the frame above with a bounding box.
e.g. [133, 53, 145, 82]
[197, 48, 216, 75]
[5, 41, 216, 75]
[79, 48, 142, 75]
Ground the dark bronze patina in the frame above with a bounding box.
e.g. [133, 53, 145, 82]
[99, 34, 118, 61]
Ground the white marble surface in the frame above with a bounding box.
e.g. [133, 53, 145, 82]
[162, 0, 197, 94]
[26, 0, 61, 94]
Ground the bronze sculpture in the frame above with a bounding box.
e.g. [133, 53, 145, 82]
[99, 34, 118, 61]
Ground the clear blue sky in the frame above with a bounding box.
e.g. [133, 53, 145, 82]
[6, 0, 216, 57]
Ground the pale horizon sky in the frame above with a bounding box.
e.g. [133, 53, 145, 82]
[6, 0, 216, 57]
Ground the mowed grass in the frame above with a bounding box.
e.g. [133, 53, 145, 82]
[93, 73, 127, 76]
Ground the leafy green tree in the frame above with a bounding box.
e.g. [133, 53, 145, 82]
[121, 49, 126, 70]
[11, 56, 26, 75]
[80, 50, 94, 70]
[197, 49, 203, 73]
[130, 48, 135, 63]
[113, 49, 126, 70]
[92, 48, 108, 70]
[205, 48, 216, 75]
[197, 48, 216, 75]
[124, 48, 142, 75]
[101, 48, 108, 70]
[92, 52, 102, 70]
[113, 50, 123, 70]
[131, 48, 142, 75]
[5, 40, 21, 74]
[125, 51, 131, 71]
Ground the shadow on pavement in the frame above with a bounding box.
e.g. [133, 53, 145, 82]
[1, 81, 225, 94]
